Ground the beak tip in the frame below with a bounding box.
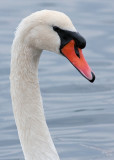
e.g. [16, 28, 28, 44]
[89, 72, 95, 83]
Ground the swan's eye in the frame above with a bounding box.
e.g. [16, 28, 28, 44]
[53, 26, 60, 32]
[53, 26, 72, 49]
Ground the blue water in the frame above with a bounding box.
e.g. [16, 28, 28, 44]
[0, 0, 114, 159]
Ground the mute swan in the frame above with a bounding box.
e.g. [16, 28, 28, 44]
[10, 10, 95, 160]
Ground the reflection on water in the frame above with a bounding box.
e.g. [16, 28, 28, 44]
[0, 0, 114, 159]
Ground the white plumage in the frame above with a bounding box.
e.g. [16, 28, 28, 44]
[10, 10, 95, 160]
[10, 10, 76, 160]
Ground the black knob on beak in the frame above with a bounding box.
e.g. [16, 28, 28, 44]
[73, 32, 86, 49]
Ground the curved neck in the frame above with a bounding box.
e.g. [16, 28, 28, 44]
[10, 40, 60, 160]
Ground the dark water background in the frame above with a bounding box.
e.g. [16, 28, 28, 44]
[0, 0, 114, 159]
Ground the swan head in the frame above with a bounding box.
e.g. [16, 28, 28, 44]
[17, 10, 95, 82]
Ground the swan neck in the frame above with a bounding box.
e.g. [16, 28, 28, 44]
[10, 43, 60, 160]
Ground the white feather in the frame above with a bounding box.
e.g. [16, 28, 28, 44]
[10, 10, 76, 160]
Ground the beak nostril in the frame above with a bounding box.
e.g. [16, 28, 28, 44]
[74, 43, 80, 58]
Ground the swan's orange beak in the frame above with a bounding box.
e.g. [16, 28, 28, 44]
[61, 40, 95, 82]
